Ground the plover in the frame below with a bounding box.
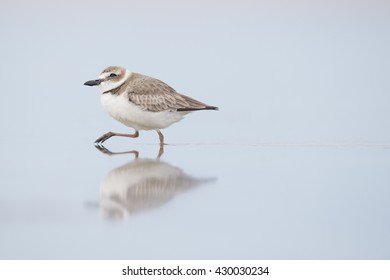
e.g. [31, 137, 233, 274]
[84, 66, 218, 146]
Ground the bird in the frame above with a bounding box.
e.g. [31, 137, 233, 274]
[84, 66, 218, 146]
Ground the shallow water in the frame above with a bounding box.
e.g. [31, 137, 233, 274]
[1, 138, 389, 259]
[1, 1, 390, 259]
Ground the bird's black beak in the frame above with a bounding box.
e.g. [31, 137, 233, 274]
[84, 79, 103, 86]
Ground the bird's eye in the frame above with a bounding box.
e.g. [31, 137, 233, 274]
[109, 73, 117, 78]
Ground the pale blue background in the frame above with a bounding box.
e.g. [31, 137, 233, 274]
[0, 0, 389, 259]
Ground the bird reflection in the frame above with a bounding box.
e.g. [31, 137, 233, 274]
[96, 145, 216, 219]
[95, 143, 162, 158]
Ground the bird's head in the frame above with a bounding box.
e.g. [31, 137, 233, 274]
[84, 66, 130, 93]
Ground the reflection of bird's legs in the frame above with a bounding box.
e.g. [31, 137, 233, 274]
[95, 130, 139, 145]
[95, 145, 139, 158]
[157, 144, 164, 159]
[156, 129, 164, 159]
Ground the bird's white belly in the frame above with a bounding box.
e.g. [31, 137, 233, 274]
[101, 93, 186, 130]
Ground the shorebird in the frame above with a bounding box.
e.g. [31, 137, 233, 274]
[84, 66, 218, 146]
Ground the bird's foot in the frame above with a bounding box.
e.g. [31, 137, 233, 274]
[94, 132, 115, 145]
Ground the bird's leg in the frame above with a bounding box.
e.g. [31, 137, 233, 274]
[156, 129, 164, 145]
[94, 132, 115, 144]
[94, 130, 139, 145]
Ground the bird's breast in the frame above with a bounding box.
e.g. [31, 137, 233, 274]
[100, 93, 186, 130]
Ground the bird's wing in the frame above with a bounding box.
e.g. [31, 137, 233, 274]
[127, 76, 208, 112]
